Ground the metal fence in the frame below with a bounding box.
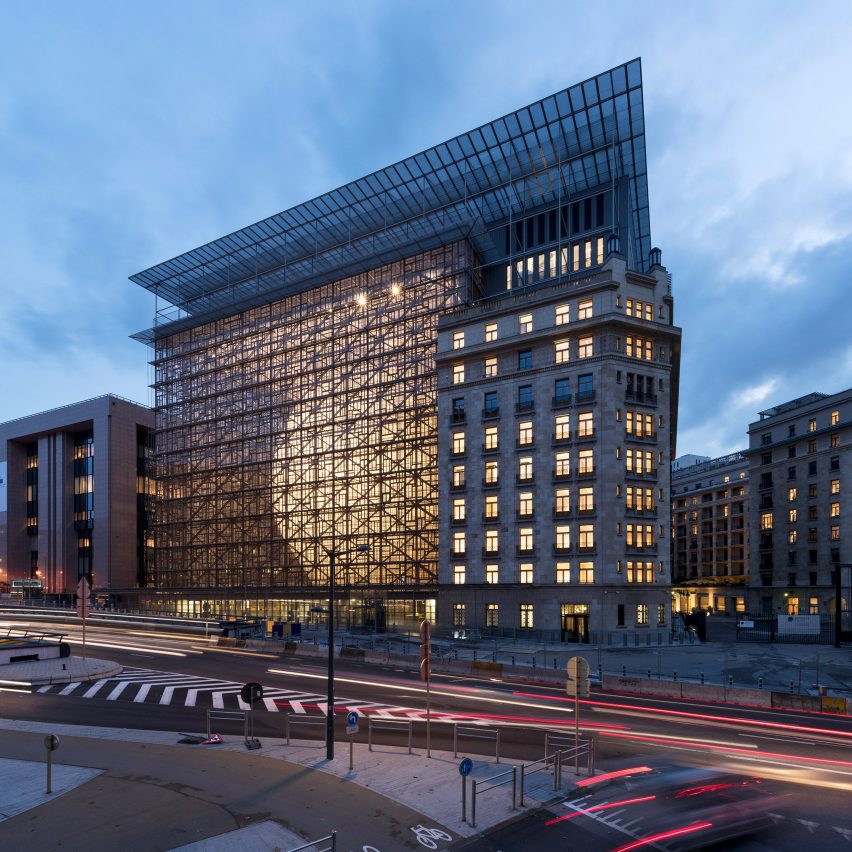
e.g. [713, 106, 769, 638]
[735, 614, 837, 644]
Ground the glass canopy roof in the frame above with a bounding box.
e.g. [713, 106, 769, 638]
[132, 58, 650, 343]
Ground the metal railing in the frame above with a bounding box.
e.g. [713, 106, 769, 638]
[284, 714, 327, 745]
[287, 831, 336, 852]
[519, 750, 561, 806]
[470, 765, 517, 827]
[206, 709, 248, 742]
[454, 724, 500, 763]
[368, 718, 412, 754]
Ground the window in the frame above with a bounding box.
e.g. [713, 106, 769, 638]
[484, 357, 498, 378]
[555, 526, 571, 551]
[831, 525, 841, 541]
[617, 603, 625, 626]
[831, 455, 840, 471]
[761, 452, 772, 465]
[519, 313, 533, 334]
[555, 488, 571, 514]
[555, 451, 571, 477]
[483, 390, 498, 415]
[788, 487, 797, 502]
[761, 432, 772, 445]
[809, 597, 819, 615]
[518, 492, 533, 517]
[519, 529, 534, 554]
[578, 411, 594, 438]
[554, 414, 571, 441]
[554, 339, 570, 363]
[485, 322, 498, 342]
[788, 445, 796, 459]
[485, 460, 498, 485]
[556, 562, 571, 583]
[518, 350, 532, 370]
[831, 479, 840, 494]
[579, 524, 594, 550]
[452, 363, 465, 384]
[485, 564, 498, 584]
[485, 603, 499, 627]
[519, 604, 534, 629]
[518, 385, 534, 410]
[554, 378, 570, 404]
[518, 456, 533, 482]
[578, 486, 594, 512]
[789, 508, 797, 523]
[578, 336, 593, 358]
[453, 565, 466, 584]
[484, 426, 499, 451]
[518, 420, 533, 446]
[831, 502, 841, 518]
[788, 530, 797, 544]
[832, 434, 840, 448]
[485, 494, 498, 519]
[627, 561, 654, 583]
[636, 604, 649, 625]
[452, 465, 465, 487]
[519, 562, 533, 583]
[760, 512, 773, 530]
[808, 440, 817, 454]
[577, 374, 593, 400]
[452, 604, 465, 626]
[555, 304, 570, 325]
[452, 432, 465, 455]
[786, 597, 800, 616]
[452, 498, 466, 522]
[831, 410, 840, 426]
[808, 418, 816, 432]
[809, 461, 817, 476]
[658, 603, 666, 626]
[485, 529, 499, 553]
[578, 448, 594, 475]
[578, 562, 594, 583]
[577, 299, 593, 320]
[452, 532, 466, 555]
[452, 331, 465, 350]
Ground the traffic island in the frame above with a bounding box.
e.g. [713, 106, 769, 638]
[0, 656, 122, 687]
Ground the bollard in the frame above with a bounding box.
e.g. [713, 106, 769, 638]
[44, 734, 60, 794]
[790, 681, 795, 694]
[473, 650, 477, 662]
[759, 677, 763, 690]
[454, 649, 458, 660]
[553, 657, 557, 670]
[492, 651, 496, 663]
[728, 675, 733, 687]
[647, 668, 651, 679]
[622, 665, 626, 677]
[700, 672, 704, 685]
[511, 655, 515, 666]
[532, 657, 536, 669]
[673, 670, 678, 681]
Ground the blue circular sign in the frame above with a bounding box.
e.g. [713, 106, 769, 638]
[459, 757, 473, 777]
[347, 711, 359, 725]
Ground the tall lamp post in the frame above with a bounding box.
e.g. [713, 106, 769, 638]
[324, 543, 369, 760]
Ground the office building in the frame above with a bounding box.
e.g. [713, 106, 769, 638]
[0, 395, 155, 602]
[130, 59, 678, 633]
[671, 452, 749, 615]
[746, 389, 850, 615]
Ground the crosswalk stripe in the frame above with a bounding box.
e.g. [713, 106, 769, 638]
[185, 689, 198, 707]
[106, 681, 130, 701]
[212, 692, 224, 709]
[290, 700, 305, 714]
[160, 686, 176, 705]
[59, 682, 81, 696]
[37, 685, 52, 693]
[134, 683, 153, 703]
[262, 697, 279, 713]
[82, 680, 108, 698]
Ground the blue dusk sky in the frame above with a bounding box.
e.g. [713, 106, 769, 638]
[1, 1, 851, 457]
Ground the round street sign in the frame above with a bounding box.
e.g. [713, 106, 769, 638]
[347, 710, 359, 726]
[566, 656, 590, 680]
[240, 682, 264, 705]
[44, 735, 60, 751]
[458, 757, 473, 777]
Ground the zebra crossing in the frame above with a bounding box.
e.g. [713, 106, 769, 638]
[35, 667, 482, 724]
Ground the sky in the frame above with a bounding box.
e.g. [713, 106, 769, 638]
[1, 0, 851, 456]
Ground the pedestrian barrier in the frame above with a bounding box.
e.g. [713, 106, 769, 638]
[287, 831, 336, 851]
[206, 709, 248, 743]
[368, 717, 413, 754]
[454, 724, 500, 763]
[470, 765, 517, 827]
[284, 714, 327, 745]
[518, 750, 561, 806]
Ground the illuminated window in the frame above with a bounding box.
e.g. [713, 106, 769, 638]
[485, 322, 498, 342]
[832, 434, 840, 448]
[453, 565, 466, 584]
[584, 240, 593, 267]
[452, 364, 465, 384]
[636, 604, 649, 625]
[578, 562, 594, 583]
[831, 479, 840, 494]
[555, 526, 571, 551]
[555, 304, 570, 325]
[554, 414, 571, 441]
[760, 512, 773, 530]
[519, 313, 533, 334]
[786, 597, 799, 616]
[452, 465, 465, 487]
[484, 426, 498, 451]
[485, 495, 498, 519]
[518, 420, 533, 446]
[554, 339, 570, 363]
[578, 486, 594, 512]
[519, 529, 534, 554]
[519, 604, 534, 629]
[485, 529, 499, 553]
[788, 530, 797, 544]
[788, 509, 797, 523]
[578, 448, 594, 475]
[484, 357, 498, 378]
[452, 498, 465, 522]
[578, 411, 593, 438]
[452, 604, 465, 626]
[809, 597, 819, 615]
[577, 299, 593, 320]
[579, 524, 594, 550]
[518, 456, 533, 482]
[831, 502, 841, 518]
[788, 487, 797, 502]
[452, 532, 466, 555]
[572, 243, 580, 271]
[452, 331, 465, 350]
[555, 488, 571, 514]
[518, 492, 533, 517]
[627, 561, 654, 583]
[452, 432, 465, 455]
[485, 564, 498, 584]
[831, 525, 841, 541]
[831, 410, 840, 426]
[519, 562, 533, 583]
[658, 603, 666, 626]
[578, 336, 593, 358]
[556, 562, 571, 583]
[485, 461, 498, 485]
[555, 451, 571, 477]
[596, 236, 604, 265]
[735, 597, 745, 613]
[485, 603, 499, 627]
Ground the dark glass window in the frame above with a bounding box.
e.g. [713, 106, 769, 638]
[617, 603, 625, 626]
[761, 452, 772, 465]
[483, 391, 498, 415]
[577, 374, 594, 400]
[517, 385, 534, 411]
[518, 350, 532, 370]
[451, 398, 465, 422]
[554, 378, 570, 403]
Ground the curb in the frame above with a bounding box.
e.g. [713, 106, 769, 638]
[6, 661, 124, 687]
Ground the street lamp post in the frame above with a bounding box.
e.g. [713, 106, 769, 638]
[325, 543, 369, 760]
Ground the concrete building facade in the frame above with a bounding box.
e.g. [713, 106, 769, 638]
[0, 395, 154, 602]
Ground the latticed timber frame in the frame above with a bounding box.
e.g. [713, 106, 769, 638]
[149, 242, 475, 608]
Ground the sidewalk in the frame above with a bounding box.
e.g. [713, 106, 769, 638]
[0, 717, 581, 850]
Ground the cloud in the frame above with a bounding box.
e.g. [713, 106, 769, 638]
[730, 378, 780, 411]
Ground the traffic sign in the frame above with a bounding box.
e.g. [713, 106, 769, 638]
[240, 682, 264, 705]
[566, 655, 591, 698]
[458, 757, 473, 777]
[347, 710, 359, 726]
[76, 576, 90, 619]
[44, 735, 60, 751]
[346, 724, 358, 735]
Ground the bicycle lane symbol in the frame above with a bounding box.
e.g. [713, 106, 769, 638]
[410, 825, 453, 849]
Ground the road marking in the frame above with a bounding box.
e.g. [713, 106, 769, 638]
[37, 685, 52, 693]
[82, 680, 108, 698]
[160, 687, 176, 705]
[134, 683, 153, 703]
[290, 701, 305, 714]
[106, 681, 130, 701]
[59, 682, 81, 695]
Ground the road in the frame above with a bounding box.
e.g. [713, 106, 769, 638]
[3, 615, 852, 850]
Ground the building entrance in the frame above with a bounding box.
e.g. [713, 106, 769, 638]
[560, 603, 590, 643]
